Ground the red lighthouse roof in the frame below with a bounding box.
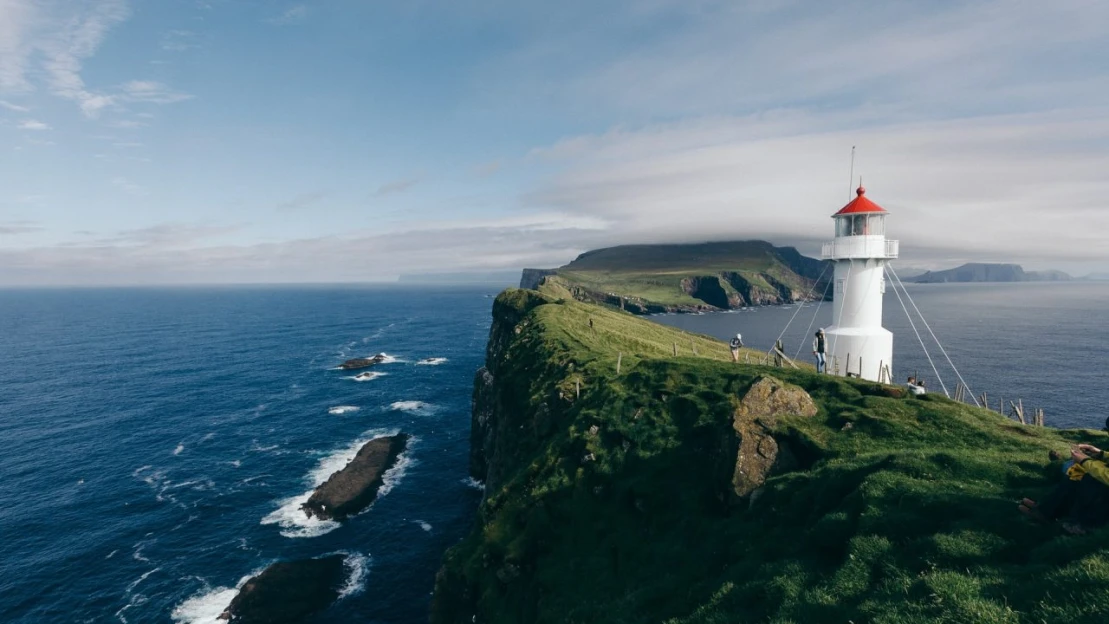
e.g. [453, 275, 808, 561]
[833, 185, 888, 217]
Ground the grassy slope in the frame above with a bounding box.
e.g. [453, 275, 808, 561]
[550, 241, 817, 308]
[434, 290, 1109, 624]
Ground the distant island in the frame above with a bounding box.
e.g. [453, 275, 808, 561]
[521, 240, 829, 314]
[910, 263, 1072, 284]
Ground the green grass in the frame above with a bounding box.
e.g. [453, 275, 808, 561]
[432, 289, 1109, 624]
[540, 241, 825, 310]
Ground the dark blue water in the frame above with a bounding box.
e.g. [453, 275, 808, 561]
[654, 282, 1109, 430]
[0, 286, 495, 623]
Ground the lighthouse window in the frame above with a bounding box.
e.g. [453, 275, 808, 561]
[853, 215, 866, 235]
[868, 214, 885, 236]
[836, 217, 850, 237]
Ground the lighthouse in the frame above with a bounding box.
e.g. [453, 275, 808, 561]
[820, 184, 899, 382]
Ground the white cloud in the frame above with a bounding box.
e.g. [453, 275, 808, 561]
[160, 29, 197, 52]
[374, 177, 419, 197]
[0, 99, 29, 112]
[522, 108, 1109, 268]
[121, 80, 192, 104]
[38, 0, 131, 117]
[111, 176, 146, 196]
[268, 5, 308, 25]
[0, 0, 36, 91]
[17, 119, 50, 130]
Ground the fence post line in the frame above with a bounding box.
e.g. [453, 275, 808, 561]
[616, 352, 622, 375]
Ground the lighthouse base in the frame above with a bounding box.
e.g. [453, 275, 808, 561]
[823, 326, 893, 383]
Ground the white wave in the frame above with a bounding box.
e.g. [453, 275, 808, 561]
[375, 353, 401, 364]
[347, 371, 386, 382]
[328, 405, 360, 415]
[228, 460, 241, 468]
[389, 401, 437, 415]
[415, 520, 432, 532]
[338, 552, 371, 599]
[170, 571, 258, 624]
[105, 549, 119, 559]
[415, 357, 448, 366]
[250, 442, 280, 453]
[126, 567, 161, 593]
[132, 545, 151, 563]
[261, 429, 402, 538]
[377, 442, 417, 498]
[462, 476, 485, 491]
[173, 444, 184, 456]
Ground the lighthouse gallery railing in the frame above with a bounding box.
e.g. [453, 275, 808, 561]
[821, 238, 899, 260]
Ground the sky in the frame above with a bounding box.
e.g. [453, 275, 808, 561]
[1, 0, 1107, 285]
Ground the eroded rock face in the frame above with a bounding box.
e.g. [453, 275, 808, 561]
[302, 434, 408, 521]
[732, 377, 818, 498]
[219, 555, 346, 623]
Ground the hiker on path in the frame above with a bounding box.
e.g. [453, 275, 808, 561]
[1019, 443, 1109, 535]
[812, 329, 826, 373]
[729, 333, 744, 362]
[907, 376, 926, 396]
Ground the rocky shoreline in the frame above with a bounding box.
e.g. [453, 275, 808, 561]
[338, 353, 388, 370]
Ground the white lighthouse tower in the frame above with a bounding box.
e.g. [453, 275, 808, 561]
[821, 184, 899, 382]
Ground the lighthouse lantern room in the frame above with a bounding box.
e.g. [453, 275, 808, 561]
[820, 184, 899, 382]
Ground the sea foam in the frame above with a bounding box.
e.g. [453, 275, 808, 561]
[389, 401, 437, 415]
[328, 405, 360, 415]
[415, 357, 448, 366]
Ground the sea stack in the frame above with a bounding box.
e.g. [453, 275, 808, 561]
[339, 353, 387, 370]
[302, 434, 409, 521]
[218, 555, 346, 623]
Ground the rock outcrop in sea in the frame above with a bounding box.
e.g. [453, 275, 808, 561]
[218, 555, 346, 623]
[339, 353, 387, 370]
[302, 434, 408, 521]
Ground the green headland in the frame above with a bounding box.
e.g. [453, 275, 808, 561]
[432, 285, 1109, 624]
[521, 240, 829, 313]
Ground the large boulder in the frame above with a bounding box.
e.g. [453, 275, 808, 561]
[302, 434, 408, 521]
[219, 555, 346, 623]
[732, 377, 818, 497]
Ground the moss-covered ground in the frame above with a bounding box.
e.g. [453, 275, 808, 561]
[433, 289, 1109, 624]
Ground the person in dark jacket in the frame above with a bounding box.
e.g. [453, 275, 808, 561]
[1020, 443, 1109, 534]
[812, 329, 826, 373]
[729, 333, 743, 362]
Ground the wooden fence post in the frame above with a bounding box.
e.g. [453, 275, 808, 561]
[576, 378, 580, 399]
[672, 343, 677, 357]
[616, 352, 622, 375]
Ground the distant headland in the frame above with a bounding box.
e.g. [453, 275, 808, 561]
[520, 240, 829, 314]
[910, 262, 1072, 283]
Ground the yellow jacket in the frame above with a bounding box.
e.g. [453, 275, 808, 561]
[1078, 452, 1109, 486]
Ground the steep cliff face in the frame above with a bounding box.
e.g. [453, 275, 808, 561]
[518, 268, 557, 290]
[434, 291, 1109, 624]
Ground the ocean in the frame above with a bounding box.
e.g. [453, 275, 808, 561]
[653, 281, 1109, 430]
[0, 286, 495, 623]
[1, 282, 1106, 623]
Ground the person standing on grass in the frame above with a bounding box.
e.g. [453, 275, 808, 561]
[729, 333, 744, 362]
[812, 329, 826, 373]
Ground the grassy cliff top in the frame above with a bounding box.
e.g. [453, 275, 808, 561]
[528, 240, 827, 309]
[434, 289, 1109, 624]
